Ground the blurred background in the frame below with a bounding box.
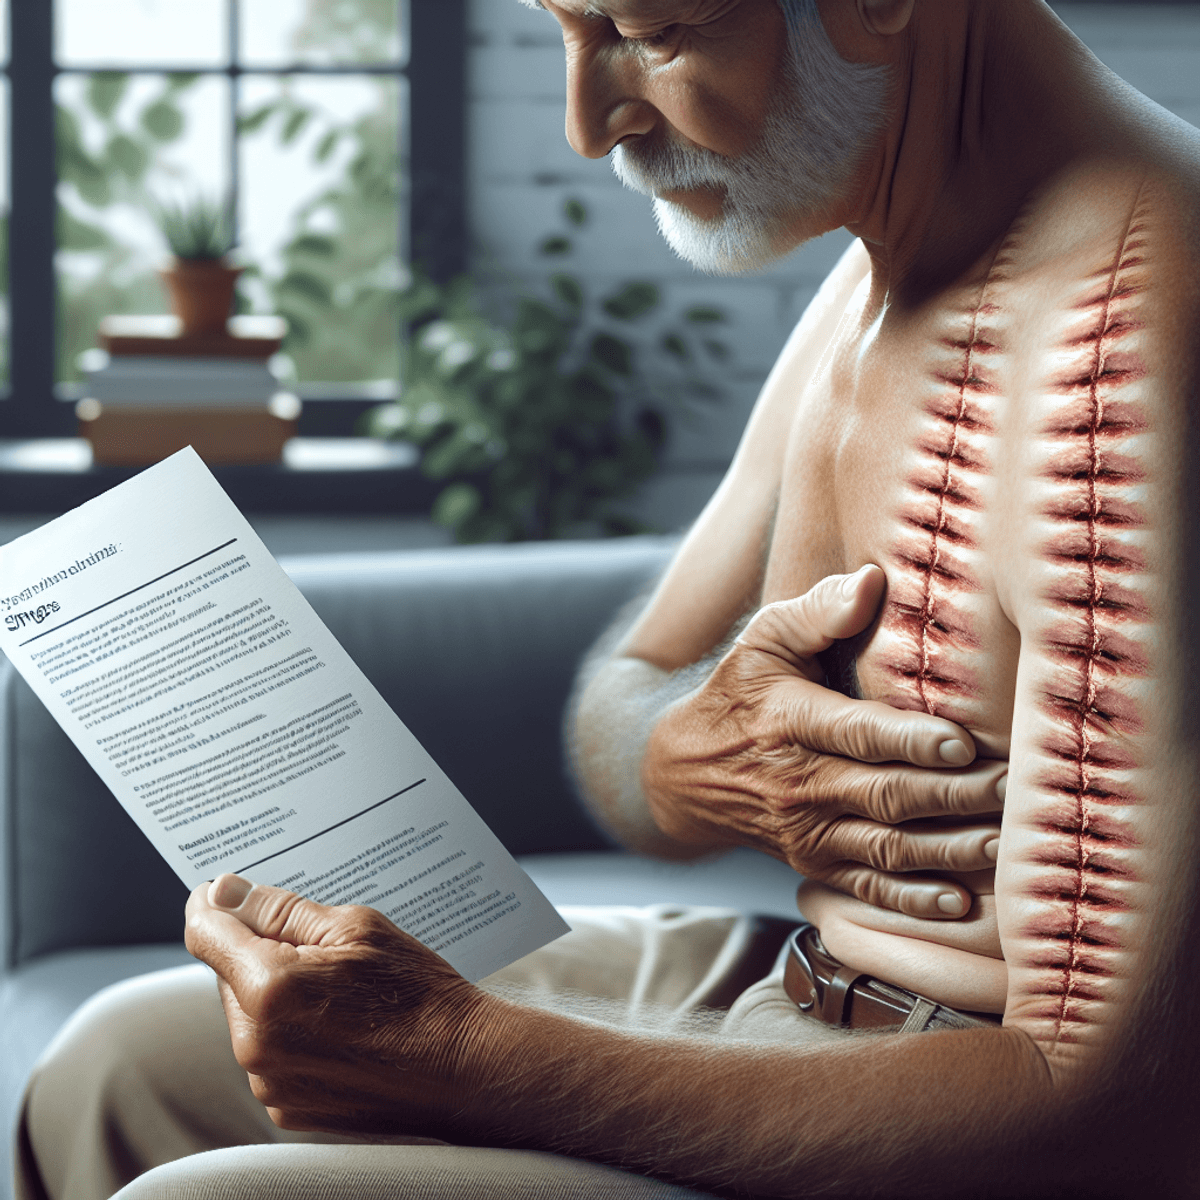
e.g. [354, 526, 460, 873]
[0, 0, 1196, 553]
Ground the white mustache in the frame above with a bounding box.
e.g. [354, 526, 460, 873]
[612, 138, 734, 203]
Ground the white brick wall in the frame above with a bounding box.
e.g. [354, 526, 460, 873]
[466, 2, 1200, 530]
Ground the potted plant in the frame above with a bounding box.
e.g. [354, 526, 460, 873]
[366, 199, 731, 542]
[155, 195, 240, 334]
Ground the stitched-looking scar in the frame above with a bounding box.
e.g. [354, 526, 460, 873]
[1023, 191, 1154, 1047]
[875, 250, 1009, 726]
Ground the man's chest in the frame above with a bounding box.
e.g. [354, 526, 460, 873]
[759, 286, 1058, 758]
[754, 193, 1167, 761]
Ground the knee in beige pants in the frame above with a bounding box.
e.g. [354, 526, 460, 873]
[19, 906, 806, 1200]
[111, 1144, 712, 1200]
[20, 964, 287, 1200]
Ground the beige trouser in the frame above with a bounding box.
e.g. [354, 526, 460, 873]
[17, 905, 843, 1200]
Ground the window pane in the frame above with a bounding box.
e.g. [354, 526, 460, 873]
[56, 0, 227, 68]
[56, 74, 231, 383]
[0, 81, 9, 385]
[0, 0, 9, 65]
[240, 0, 403, 67]
[238, 75, 402, 388]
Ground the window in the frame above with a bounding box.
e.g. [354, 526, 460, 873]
[1, 0, 464, 439]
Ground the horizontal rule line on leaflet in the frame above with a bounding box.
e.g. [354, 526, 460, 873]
[234, 780, 429, 874]
[20, 539, 240, 648]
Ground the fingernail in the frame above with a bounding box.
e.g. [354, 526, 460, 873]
[996, 773, 1008, 802]
[939, 739, 972, 766]
[937, 892, 966, 915]
[984, 837, 1000, 862]
[841, 569, 864, 600]
[209, 874, 252, 910]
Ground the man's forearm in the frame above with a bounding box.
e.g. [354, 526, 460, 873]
[567, 652, 719, 858]
[470, 1004, 1058, 1198]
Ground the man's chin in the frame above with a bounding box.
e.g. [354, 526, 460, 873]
[652, 198, 797, 276]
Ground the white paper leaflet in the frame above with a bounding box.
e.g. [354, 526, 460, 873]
[0, 448, 568, 981]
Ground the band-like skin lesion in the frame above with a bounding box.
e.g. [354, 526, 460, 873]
[1002, 178, 1172, 1067]
[873, 261, 1007, 730]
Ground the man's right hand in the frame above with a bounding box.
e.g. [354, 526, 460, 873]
[640, 565, 1007, 920]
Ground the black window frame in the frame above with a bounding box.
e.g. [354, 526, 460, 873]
[2, 0, 465, 440]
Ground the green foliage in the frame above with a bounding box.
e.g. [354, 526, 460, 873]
[154, 194, 236, 260]
[141, 98, 185, 141]
[236, 73, 401, 384]
[285, 0, 401, 63]
[55, 0, 403, 387]
[603, 282, 659, 321]
[364, 199, 731, 543]
[87, 73, 127, 119]
[55, 70, 194, 380]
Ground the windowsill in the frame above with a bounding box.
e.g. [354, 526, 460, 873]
[0, 437, 439, 515]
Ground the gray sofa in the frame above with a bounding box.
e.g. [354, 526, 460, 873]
[0, 536, 806, 1198]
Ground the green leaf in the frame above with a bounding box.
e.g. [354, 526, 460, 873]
[278, 270, 333, 306]
[55, 105, 84, 155]
[106, 133, 147, 180]
[660, 332, 689, 361]
[602, 282, 659, 320]
[87, 73, 128, 119]
[281, 108, 312, 145]
[57, 209, 109, 251]
[288, 233, 337, 257]
[314, 129, 340, 163]
[237, 104, 276, 135]
[551, 273, 583, 309]
[591, 333, 633, 376]
[141, 99, 184, 141]
[279, 309, 312, 347]
[74, 161, 112, 207]
[685, 305, 725, 324]
[363, 403, 410, 439]
[433, 482, 483, 530]
[167, 73, 200, 92]
[564, 198, 588, 227]
[637, 407, 667, 449]
[540, 236, 572, 257]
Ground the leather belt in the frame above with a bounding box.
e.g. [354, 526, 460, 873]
[782, 924, 1001, 1033]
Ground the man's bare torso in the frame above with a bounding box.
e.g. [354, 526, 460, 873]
[768, 159, 1191, 1022]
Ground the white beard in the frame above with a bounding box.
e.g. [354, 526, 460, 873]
[611, 0, 890, 275]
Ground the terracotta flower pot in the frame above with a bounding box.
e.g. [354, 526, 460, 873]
[160, 258, 243, 335]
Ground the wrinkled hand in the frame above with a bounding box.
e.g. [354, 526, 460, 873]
[642, 565, 1007, 919]
[185, 874, 503, 1137]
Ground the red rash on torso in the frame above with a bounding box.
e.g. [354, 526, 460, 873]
[760, 166, 1172, 1051]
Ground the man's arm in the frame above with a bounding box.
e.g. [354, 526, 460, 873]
[182, 875, 1077, 1198]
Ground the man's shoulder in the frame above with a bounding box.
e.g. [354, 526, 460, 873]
[1015, 151, 1200, 293]
[988, 153, 1200, 400]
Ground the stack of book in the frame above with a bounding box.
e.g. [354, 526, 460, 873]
[78, 315, 300, 467]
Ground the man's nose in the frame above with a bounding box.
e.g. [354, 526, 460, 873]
[564, 41, 657, 159]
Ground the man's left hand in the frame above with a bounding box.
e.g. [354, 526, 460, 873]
[185, 874, 503, 1138]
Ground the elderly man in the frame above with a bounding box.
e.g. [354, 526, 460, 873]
[19, 0, 1200, 1196]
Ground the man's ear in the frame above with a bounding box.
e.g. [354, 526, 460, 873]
[856, 0, 915, 36]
